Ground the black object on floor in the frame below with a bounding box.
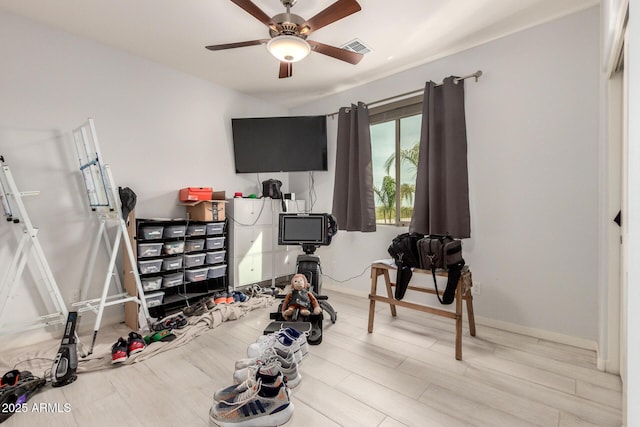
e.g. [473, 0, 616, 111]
[51, 311, 79, 387]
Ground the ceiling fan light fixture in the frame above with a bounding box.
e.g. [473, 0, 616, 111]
[267, 35, 310, 63]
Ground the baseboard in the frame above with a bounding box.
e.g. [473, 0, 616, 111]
[473, 315, 598, 351]
[324, 283, 598, 352]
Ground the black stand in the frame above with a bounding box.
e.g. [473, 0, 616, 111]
[264, 244, 337, 344]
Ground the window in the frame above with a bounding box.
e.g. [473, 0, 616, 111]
[370, 95, 422, 225]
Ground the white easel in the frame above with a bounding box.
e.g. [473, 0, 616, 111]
[70, 118, 151, 355]
[0, 155, 69, 335]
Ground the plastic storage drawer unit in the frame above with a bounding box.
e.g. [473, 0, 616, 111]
[145, 291, 164, 308]
[206, 222, 225, 235]
[205, 251, 226, 265]
[162, 272, 183, 288]
[162, 256, 183, 271]
[139, 225, 164, 240]
[185, 267, 208, 282]
[138, 259, 162, 274]
[207, 264, 227, 279]
[163, 224, 187, 239]
[184, 253, 206, 267]
[186, 224, 207, 236]
[184, 239, 205, 252]
[205, 237, 225, 250]
[163, 241, 185, 255]
[138, 243, 163, 258]
[141, 276, 162, 292]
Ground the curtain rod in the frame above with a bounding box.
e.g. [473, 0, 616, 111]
[327, 70, 483, 118]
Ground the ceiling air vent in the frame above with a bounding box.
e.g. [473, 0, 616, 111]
[340, 38, 372, 55]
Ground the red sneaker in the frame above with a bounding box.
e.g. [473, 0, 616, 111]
[127, 332, 146, 356]
[111, 337, 128, 364]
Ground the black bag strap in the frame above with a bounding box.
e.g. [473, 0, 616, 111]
[430, 260, 464, 305]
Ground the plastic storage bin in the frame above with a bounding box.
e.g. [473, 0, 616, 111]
[207, 264, 227, 279]
[138, 259, 162, 274]
[186, 224, 207, 236]
[184, 253, 206, 267]
[206, 222, 225, 235]
[184, 239, 205, 252]
[139, 225, 164, 240]
[185, 267, 208, 282]
[163, 224, 187, 239]
[205, 237, 225, 250]
[141, 276, 162, 292]
[138, 243, 163, 258]
[162, 256, 183, 271]
[163, 241, 185, 255]
[162, 272, 183, 288]
[205, 251, 226, 265]
[145, 291, 164, 307]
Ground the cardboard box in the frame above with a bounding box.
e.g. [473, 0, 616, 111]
[184, 191, 226, 221]
[179, 187, 212, 202]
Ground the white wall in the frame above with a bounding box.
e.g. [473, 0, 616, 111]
[625, 0, 639, 423]
[0, 10, 288, 347]
[292, 7, 601, 344]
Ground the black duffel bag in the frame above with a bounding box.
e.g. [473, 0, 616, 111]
[417, 235, 465, 305]
[388, 232, 423, 300]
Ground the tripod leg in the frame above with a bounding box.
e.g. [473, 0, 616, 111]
[319, 300, 337, 323]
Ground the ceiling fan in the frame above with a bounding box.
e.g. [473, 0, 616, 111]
[205, 0, 364, 79]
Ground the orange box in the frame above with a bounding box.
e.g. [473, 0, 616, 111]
[179, 187, 212, 202]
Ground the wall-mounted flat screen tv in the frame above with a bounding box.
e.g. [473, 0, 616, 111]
[231, 115, 328, 173]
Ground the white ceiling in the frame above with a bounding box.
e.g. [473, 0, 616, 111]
[0, 0, 597, 108]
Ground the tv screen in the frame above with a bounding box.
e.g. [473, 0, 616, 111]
[278, 214, 328, 246]
[231, 115, 328, 173]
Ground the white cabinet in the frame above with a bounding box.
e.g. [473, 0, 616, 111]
[228, 198, 305, 289]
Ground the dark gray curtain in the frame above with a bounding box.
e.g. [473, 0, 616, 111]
[332, 102, 376, 232]
[410, 76, 471, 238]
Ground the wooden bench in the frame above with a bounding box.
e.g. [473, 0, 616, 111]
[367, 262, 476, 360]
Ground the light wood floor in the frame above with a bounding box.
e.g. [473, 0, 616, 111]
[4, 290, 622, 427]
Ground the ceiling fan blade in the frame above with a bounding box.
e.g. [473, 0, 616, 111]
[230, 0, 276, 28]
[308, 40, 363, 65]
[301, 0, 361, 34]
[279, 62, 293, 79]
[205, 39, 269, 51]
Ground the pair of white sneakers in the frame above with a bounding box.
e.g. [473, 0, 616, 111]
[247, 327, 309, 363]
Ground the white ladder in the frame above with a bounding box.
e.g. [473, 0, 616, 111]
[0, 155, 69, 335]
[70, 118, 151, 355]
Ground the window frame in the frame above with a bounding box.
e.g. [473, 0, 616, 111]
[369, 95, 423, 226]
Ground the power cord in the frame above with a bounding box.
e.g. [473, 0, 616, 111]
[322, 264, 370, 283]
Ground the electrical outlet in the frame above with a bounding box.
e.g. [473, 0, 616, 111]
[472, 281, 481, 296]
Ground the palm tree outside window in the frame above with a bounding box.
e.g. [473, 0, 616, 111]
[370, 95, 422, 225]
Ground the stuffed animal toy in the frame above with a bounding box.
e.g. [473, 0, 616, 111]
[281, 274, 322, 320]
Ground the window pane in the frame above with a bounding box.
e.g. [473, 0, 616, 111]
[370, 121, 396, 224]
[399, 114, 421, 223]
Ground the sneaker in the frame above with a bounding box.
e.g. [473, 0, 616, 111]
[143, 330, 176, 345]
[214, 292, 227, 305]
[233, 291, 248, 303]
[248, 333, 302, 365]
[205, 296, 216, 310]
[209, 381, 294, 427]
[214, 368, 285, 403]
[127, 332, 146, 355]
[234, 356, 301, 388]
[183, 299, 207, 317]
[111, 337, 128, 364]
[281, 327, 309, 359]
[234, 347, 296, 371]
